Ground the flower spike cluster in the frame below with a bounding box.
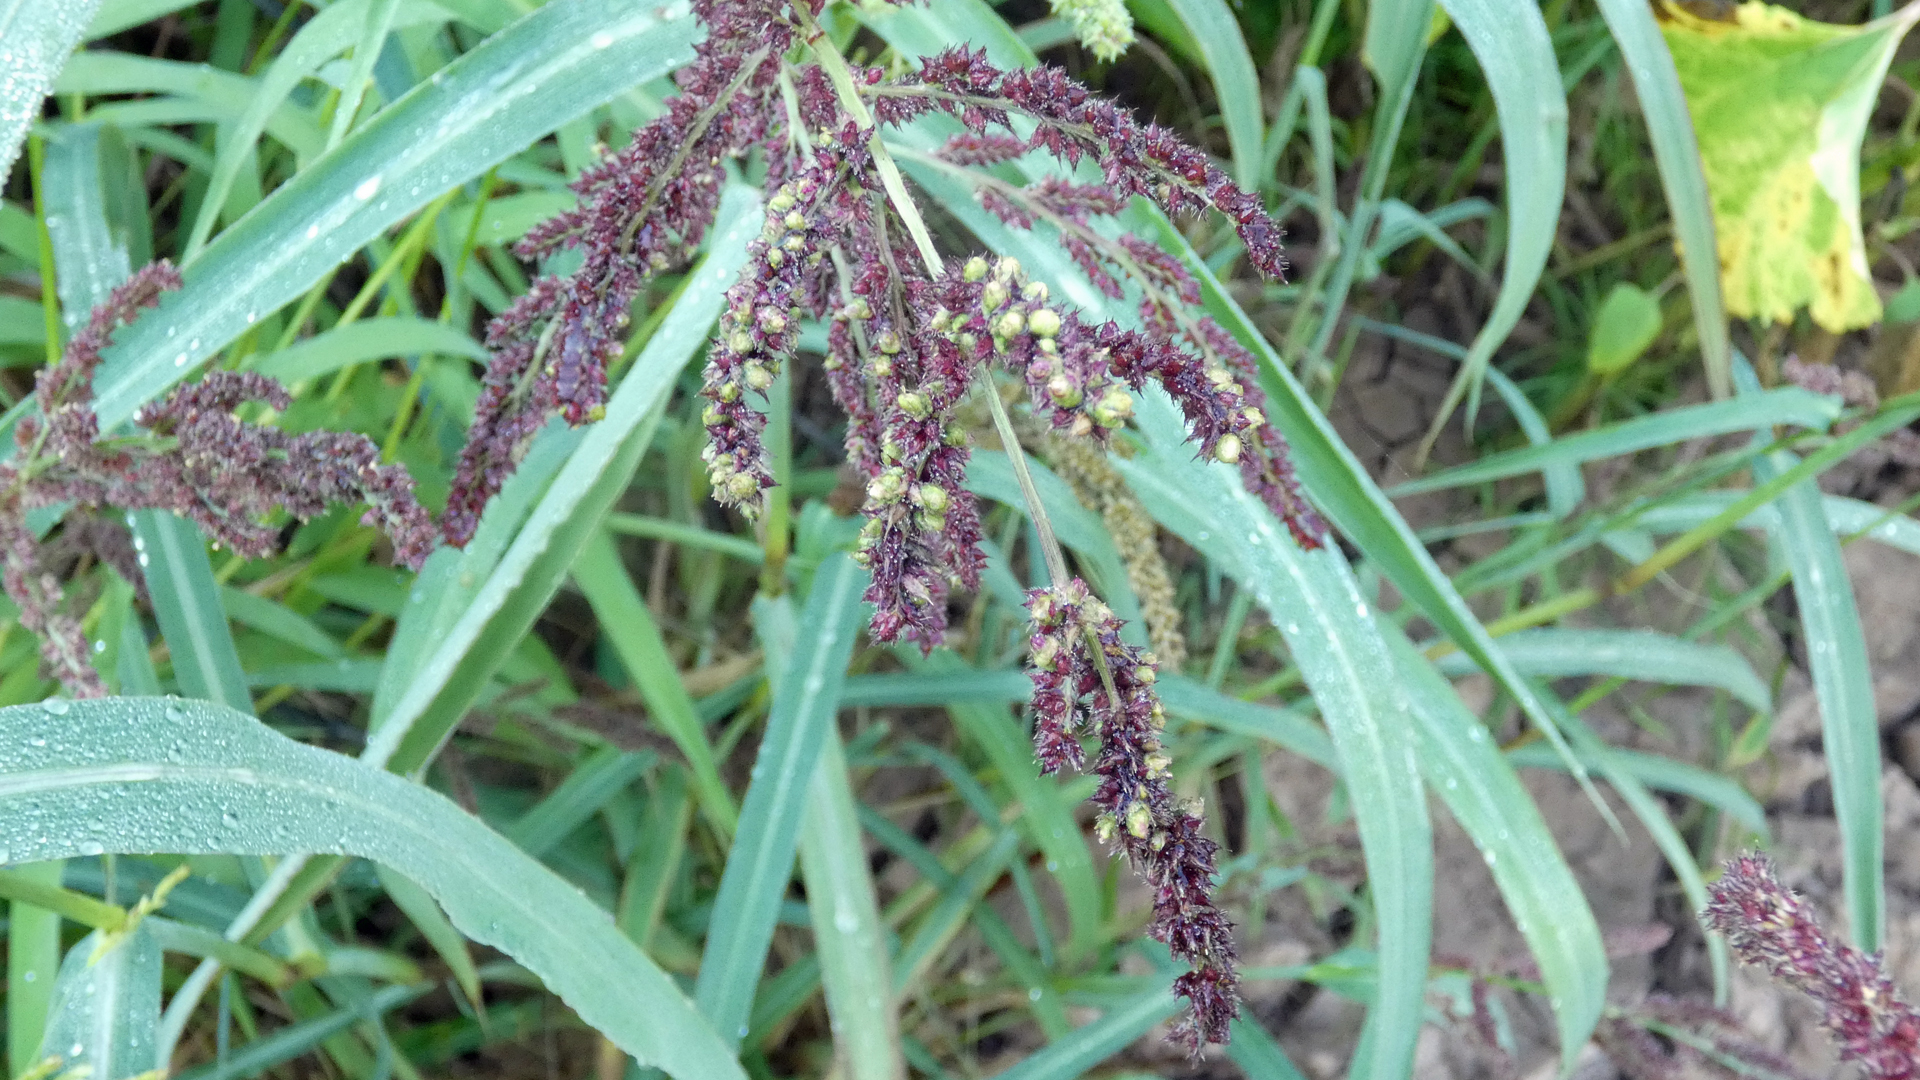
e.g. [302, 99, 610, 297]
[1702, 853, 1920, 1077]
[1025, 578, 1239, 1049]
[2, 263, 434, 697]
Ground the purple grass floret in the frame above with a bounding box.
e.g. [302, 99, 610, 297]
[2, 263, 434, 697]
[1025, 578, 1240, 1048]
[1703, 853, 1920, 1078]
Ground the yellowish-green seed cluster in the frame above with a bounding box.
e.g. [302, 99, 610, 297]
[1050, 0, 1135, 62]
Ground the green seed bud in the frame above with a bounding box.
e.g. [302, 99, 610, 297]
[871, 355, 894, 377]
[994, 256, 1021, 280]
[1094, 812, 1118, 844]
[764, 248, 785, 268]
[867, 469, 907, 504]
[1027, 307, 1061, 338]
[982, 281, 1010, 313]
[913, 484, 950, 512]
[1031, 635, 1061, 670]
[1047, 375, 1083, 409]
[1092, 388, 1134, 427]
[768, 189, 796, 213]
[1214, 433, 1243, 464]
[877, 330, 903, 354]
[782, 234, 805, 254]
[727, 329, 753, 353]
[744, 363, 774, 392]
[1145, 751, 1172, 778]
[701, 405, 725, 426]
[994, 310, 1025, 339]
[895, 390, 932, 419]
[783, 210, 807, 231]
[1125, 801, 1153, 840]
[725, 473, 759, 501]
[756, 308, 787, 334]
[963, 255, 990, 283]
[1134, 664, 1156, 684]
[1022, 280, 1049, 303]
[849, 297, 873, 320]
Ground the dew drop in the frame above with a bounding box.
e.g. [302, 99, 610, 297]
[18, 970, 32, 983]
[1027, 987, 1042, 1001]
[77, 841, 104, 857]
[354, 175, 381, 201]
[173, 352, 188, 367]
[590, 30, 615, 48]
[40, 699, 68, 716]
[833, 910, 858, 933]
[306, 224, 320, 240]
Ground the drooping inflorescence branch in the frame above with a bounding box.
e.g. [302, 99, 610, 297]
[1025, 578, 1239, 1049]
[1703, 853, 1920, 1077]
[9, 0, 1326, 1048]
[4, 262, 435, 697]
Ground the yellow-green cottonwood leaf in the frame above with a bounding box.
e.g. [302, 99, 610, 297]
[1661, 1, 1920, 331]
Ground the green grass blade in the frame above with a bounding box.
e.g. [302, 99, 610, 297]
[989, 979, 1178, 1080]
[799, 735, 902, 1080]
[695, 554, 869, 1047]
[363, 188, 757, 774]
[1507, 743, 1768, 839]
[84, 0, 199, 39]
[174, 984, 427, 1080]
[132, 511, 252, 712]
[221, 588, 344, 660]
[913, 654, 1103, 960]
[180, 0, 456, 260]
[250, 316, 488, 384]
[1160, 0, 1262, 190]
[1389, 387, 1841, 495]
[326, 0, 403, 151]
[1119, 391, 1432, 1080]
[1757, 446, 1881, 948]
[81, 0, 699, 435]
[501, 745, 651, 859]
[0, 697, 748, 1080]
[572, 533, 738, 838]
[8, 861, 65, 1078]
[374, 866, 484, 1015]
[0, 1, 105, 182]
[1486, 367, 1582, 517]
[1593, 0, 1730, 398]
[1432, 628, 1770, 712]
[1551, 699, 1731, 1000]
[1381, 626, 1606, 1068]
[1425, 0, 1566, 435]
[1224, 1018, 1310, 1080]
[41, 123, 132, 332]
[38, 925, 163, 1080]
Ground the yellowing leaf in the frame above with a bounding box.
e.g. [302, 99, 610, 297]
[1661, 0, 1920, 331]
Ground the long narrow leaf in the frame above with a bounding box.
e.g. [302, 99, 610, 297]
[1382, 627, 1606, 1067]
[799, 735, 902, 1080]
[82, 0, 698, 435]
[38, 926, 163, 1080]
[1426, 0, 1567, 435]
[0, 697, 748, 1080]
[695, 554, 869, 1046]
[1117, 391, 1432, 1080]
[364, 188, 758, 773]
[1593, 0, 1731, 398]
[0, 1, 106, 182]
[1161, 0, 1263, 189]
